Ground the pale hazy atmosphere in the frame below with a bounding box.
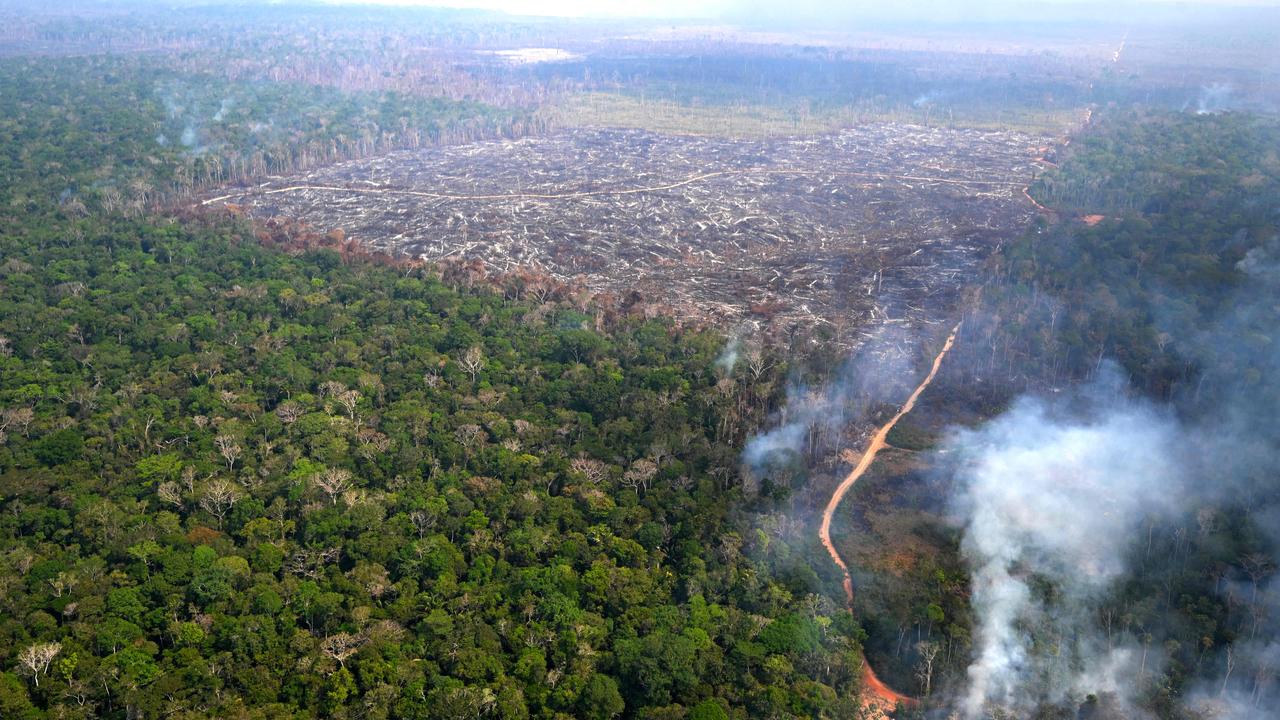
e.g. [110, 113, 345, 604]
[0, 1, 1276, 719]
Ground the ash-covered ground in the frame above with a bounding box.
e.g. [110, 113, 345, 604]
[206, 125, 1045, 345]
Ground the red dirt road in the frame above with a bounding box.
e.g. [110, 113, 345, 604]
[818, 323, 961, 712]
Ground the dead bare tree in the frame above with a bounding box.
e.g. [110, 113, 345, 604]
[622, 458, 658, 495]
[1254, 656, 1275, 707]
[18, 642, 61, 687]
[455, 424, 485, 459]
[313, 468, 355, 505]
[459, 346, 485, 383]
[336, 389, 362, 423]
[214, 434, 242, 472]
[1221, 644, 1236, 697]
[321, 632, 364, 667]
[570, 457, 609, 484]
[285, 547, 341, 580]
[199, 480, 240, 528]
[915, 641, 940, 698]
[357, 428, 393, 461]
[0, 407, 34, 438]
[1242, 553, 1276, 605]
[275, 400, 304, 424]
[745, 344, 774, 381]
[100, 186, 122, 214]
[409, 510, 438, 538]
[318, 380, 347, 399]
[157, 481, 185, 510]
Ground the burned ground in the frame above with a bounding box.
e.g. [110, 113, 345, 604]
[206, 125, 1044, 346]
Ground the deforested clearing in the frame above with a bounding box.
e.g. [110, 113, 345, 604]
[207, 124, 1043, 344]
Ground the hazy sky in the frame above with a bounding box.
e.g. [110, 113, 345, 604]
[326, 0, 1274, 18]
[328, 0, 726, 15]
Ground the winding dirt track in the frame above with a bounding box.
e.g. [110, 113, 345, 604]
[818, 323, 961, 711]
[200, 168, 1023, 207]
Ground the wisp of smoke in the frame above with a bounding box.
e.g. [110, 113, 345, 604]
[715, 335, 743, 375]
[945, 372, 1182, 718]
[1196, 82, 1234, 115]
[213, 97, 235, 122]
[913, 89, 952, 107]
[715, 322, 761, 375]
[740, 325, 915, 478]
[742, 421, 806, 468]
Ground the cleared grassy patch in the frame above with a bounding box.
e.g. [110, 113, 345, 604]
[545, 92, 1082, 138]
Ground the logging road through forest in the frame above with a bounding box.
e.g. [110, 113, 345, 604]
[818, 323, 961, 712]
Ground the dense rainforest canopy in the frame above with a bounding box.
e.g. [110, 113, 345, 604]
[0, 209, 883, 718]
[0, 52, 885, 719]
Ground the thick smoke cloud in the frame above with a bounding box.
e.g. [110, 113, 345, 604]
[945, 374, 1181, 717]
[943, 232, 1280, 717]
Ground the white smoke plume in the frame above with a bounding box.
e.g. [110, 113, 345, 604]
[714, 323, 756, 375]
[715, 335, 741, 374]
[941, 230, 1280, 717]
[741, 325, 915, 474]
[180, 124, 199, 148]
[212, 96, 235, 122]
[913, 89, 954, 107]
[945, 373, 1183, 718]
[1195, 82, 1235, 115]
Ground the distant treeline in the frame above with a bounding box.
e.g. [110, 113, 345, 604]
[0, 56, 542, 215]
